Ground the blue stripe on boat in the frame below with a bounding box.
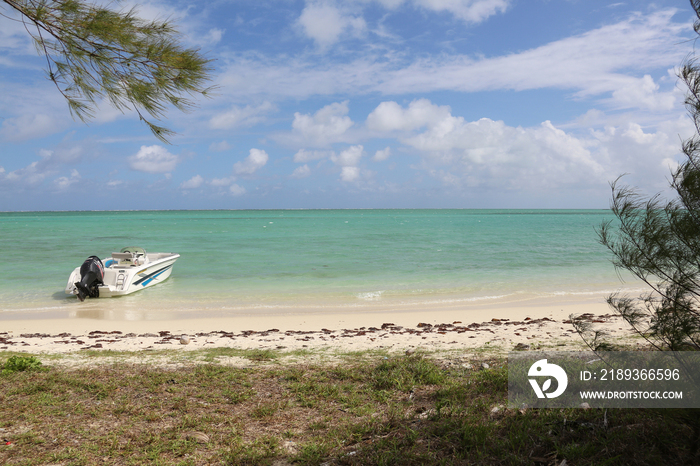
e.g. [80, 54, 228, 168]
[133, 264, 173, 286]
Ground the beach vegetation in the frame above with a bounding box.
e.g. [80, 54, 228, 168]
[570, 0, 700, 456]
[1, 0, 214, 143]
[370, 353, 446, 391]
[244, 348, 280, 361]
[79, 348, 155, 359]
[195, 347, 285, 363]
[0, 351, 697, 465]
[576, 0, 700, 355]
[1, 355, 45, 375]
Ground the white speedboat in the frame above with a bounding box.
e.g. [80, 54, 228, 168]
[65, 247, 180, 301]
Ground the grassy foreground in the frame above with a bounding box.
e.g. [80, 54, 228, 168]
[0, 349, 696, 465]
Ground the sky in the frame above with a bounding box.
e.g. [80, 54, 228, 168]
[0, 0, 698, 210]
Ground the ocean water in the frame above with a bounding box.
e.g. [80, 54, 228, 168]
[0, 209, 638, 321]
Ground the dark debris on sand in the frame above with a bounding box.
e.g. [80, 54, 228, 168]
[0, 313, 624, 351]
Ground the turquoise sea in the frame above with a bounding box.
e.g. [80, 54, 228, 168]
[0, 210, 639, 321]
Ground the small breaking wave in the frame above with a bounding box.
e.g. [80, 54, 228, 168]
[357, 291, 384, 301]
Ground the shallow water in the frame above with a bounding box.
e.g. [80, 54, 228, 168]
[0, 209, 638, 321]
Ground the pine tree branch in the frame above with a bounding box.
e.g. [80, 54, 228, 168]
[1, 0, 214, 142]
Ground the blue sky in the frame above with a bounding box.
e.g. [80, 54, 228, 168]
[0, 0, 697, 210]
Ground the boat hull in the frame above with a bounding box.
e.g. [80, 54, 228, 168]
[66, 253, 179, 298]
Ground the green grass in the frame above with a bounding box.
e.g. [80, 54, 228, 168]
[0, 351, 696, 465]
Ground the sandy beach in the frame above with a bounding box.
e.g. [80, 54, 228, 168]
[0, 294, 640, 355]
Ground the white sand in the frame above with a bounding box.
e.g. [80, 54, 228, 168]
[0, 294, 641, 355]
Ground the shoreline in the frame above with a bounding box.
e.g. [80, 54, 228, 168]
[0, 294, 639, 355]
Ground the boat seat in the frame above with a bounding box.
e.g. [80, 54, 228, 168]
[111, 252, 135, 266]
[111, 252, 147, 266]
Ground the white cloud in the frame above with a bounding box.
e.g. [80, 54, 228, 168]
[211, 177, 235, 187]
[292, 145, 369, 182]
[331, 145, 365, 167]
[331, 145, 365, 182]
[374, 147, 392, 161]
[339, 166, 361, 182]
[180, 175, 204, 189]
[0, 114, 66, 142]
[120, 0, 185, 23]
[297, 2, 366, 47]
[379, 18, 688, 104]
[609, 74, 675, 111]
[410, 0, 509, 23]
[3, 161, 47, 186]
[574, 109, 607, 127]
[0, 139, 92, 188]
[40, 144, 85, 164]
[209, 102, 275, 129]
[296, 0, 505, 49]
[230, 184, 247, 196]
[234, 148, 269, 175]
[366, 99, 609, 190]
[621, 122, 657, 145]
[53, 169, 80, 191]
[0, 140, 98, 191]
[0, 11, 39, 58]
[291, 164, 312, 178]
[293, 149, 332, 163]
[366, 99, 451, 132]
[1, 4, 693, 207]
[378, 11, 688, 98]
[586, 116, 693, 189]
[217, 10, 688, 114]
[290, 101, 354, 146]
[120, 0, 220, 49]
[382, 98, 693, 194]
[206, 28, 225, 44]
[407, 116, 606, 185]
[128, 145, 180, 173]
[662, 157, 680, 172]
[209, 140, 231, 152]
[91, 98, 134, 124]
[371, 0, 510, 23]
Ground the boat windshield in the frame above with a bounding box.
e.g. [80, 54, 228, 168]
[120, 246, 146, 256]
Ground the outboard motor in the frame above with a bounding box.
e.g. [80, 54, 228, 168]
[75, 256, 104, 302]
